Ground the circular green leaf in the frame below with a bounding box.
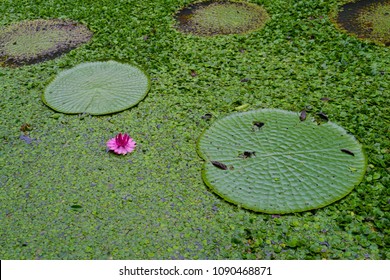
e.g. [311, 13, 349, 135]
[335, 0, 390, 46]
[197, 109, 367, 214]
[42, 61, 150, 115]
[0, 19, 92, 66]
[174, 1, 270, 36]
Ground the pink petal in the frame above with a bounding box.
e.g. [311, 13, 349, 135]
[106, 138, 118, 149]
[117, 133, 124, 145]
[125, 139, 136, 148]
[114, 146, 129, 155]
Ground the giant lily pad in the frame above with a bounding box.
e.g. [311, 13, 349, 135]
[0, 19, 92, 67]
[174, 0, 270, 36]
[197, 109, 367, 214]
[42, 61, 150, 115]
[334, 0, 390, 46]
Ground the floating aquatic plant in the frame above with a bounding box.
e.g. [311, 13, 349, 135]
[42, 61, 150, 115]
[174, 0, 270, 36]
[0, 19, 92, 66]
[107, 133, 136, 155]
[197, 109, 367, 214]
[334, 0, 390, 46]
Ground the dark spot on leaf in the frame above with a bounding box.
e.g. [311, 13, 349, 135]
[299, 110, 307, 121]
[239, 151, 256, 159]
[252, 121, 264, 131]
[71, 204, 82, 209]
[253, 121, 264, 127]
[211, 161, 228, 170]
[341, 149, 354, 156]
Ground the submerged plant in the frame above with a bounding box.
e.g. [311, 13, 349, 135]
[334, 0, 390, 46]
[0, 19, 92, 66]
[107, 133, 136, 155]
[174, 0, 270, 36]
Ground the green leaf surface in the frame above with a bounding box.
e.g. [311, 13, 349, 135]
[42, 61, 150, 115]
[197, 109, 367, 214]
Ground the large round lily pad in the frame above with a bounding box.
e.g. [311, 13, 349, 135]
[42, 61, 150, 115]
[174, 0, 270, 36]
[197, 109, 367, 214]
[334, 0, 390, 46]
[0, 19, 92, 66]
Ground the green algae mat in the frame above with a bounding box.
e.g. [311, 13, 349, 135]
[0, 0, 389, 260]
[197, 109, 367, 214]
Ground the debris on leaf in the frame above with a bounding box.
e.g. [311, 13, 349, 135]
[239, 151, 256, 159]
[341, 149, 355, 156]
[252, 121, 265, 131]
[299, 110, 307, 121]
[211, 161, 228, 170]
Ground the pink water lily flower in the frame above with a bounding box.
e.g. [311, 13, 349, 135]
[106, 133, 136, 155]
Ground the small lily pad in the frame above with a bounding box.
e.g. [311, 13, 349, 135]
[197, 109, 367, 214]
[42, 61, 150, 115]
